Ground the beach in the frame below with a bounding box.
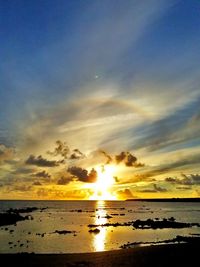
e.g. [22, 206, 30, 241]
[0, 243, 198, 267]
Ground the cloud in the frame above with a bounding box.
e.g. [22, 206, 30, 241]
[0, 144, 15, 163]
[70, 149, 85, 160]
[116, 188, 135, 200]
[99, 150, 112, 164]
[48, 141, 85, 161]
[132, 153, 200, 182]
[13, 185, 33, 192]
[139, 183, 167, 193]
[165, 177, 177, 183]
[115, 151, 144, 167]
[36, 187, 92, 199]
[47, 140, 70, 159]
[99, 150, 145, 168]
[12, 166, 36, 175]
[176, 186, 191, 190]
[57, 176, 71, 185]
[34, 170, 51, 179]
[165, 173, 200, 185]
[33, 181, 42, 186]
[25, 155, 60, 167]
[67, 166, 97, 183]
[115, 152, 127, 164]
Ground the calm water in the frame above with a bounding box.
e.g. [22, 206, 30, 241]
[0, 200, 200, 253]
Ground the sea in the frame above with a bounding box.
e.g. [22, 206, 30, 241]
[0, 200, 200, 253]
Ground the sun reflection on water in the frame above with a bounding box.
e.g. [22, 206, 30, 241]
[93, 200, 108, 252]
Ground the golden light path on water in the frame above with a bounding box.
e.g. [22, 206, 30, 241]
[93, 200, 108, 252]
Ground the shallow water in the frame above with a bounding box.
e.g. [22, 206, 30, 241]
[0, 200, 200, 253]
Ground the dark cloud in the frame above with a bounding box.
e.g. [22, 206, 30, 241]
[47, 140, 70, 159]
[153, 184, 167, 192]
[34, 170, 51, 179]
[57, 176, 71, 185]
[176, 186, 191, 190]
[126, 152, 137, 166]
[133, 154, 200, 182]
[139, 184, 167, 193]
[100, 150, 144, 168]
[70, 149, 85, 160]
[115, 151, 126, 164]
[99, 150, 112, 164]
[165, 173, 200, 186]
[113, 176, 119, 182]
[165, 177, 177, 183]
[115, 151, 144, 167]
[33, 181, 42, 186]
[67, 166, 97, 183]
[25, 155, 60, 167]
[48, 141, 85, 161]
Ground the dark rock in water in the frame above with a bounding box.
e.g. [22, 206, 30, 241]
[0, 213, 30, 227]
[9, 229, 14, 233]
[120, 235, 200, 249]
[132, 218, 199, 229]
[7, 207, 47, 214]
[88, 228, 100, 234]
[88, 218, 200, 229]
[70, 209, 83, 213]
[53, 230, 76, 235]
[102, 214, 113, 219]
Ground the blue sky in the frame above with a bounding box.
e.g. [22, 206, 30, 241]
[0, 0, 200, 199]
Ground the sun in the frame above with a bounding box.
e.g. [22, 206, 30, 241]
[89, 165, 117, 200]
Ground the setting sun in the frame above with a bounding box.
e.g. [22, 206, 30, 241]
[89, 165, 117, 200]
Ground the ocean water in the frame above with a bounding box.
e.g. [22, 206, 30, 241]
[0, 200, 200, 253]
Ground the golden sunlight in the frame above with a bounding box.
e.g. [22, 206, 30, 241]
[89, 165, 116, 200]
[93, 200, 107, 251]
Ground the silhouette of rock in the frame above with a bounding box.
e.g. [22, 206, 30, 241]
[89, 228, 100, 234]
[0, 213, 30, 227]
[53, 230, 76, 235]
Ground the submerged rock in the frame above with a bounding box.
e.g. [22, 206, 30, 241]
[0, 213, 29, 227]
[120, 235, 200, 249]
[88, 218, 200, 229]
[7, 207, 47, 214]
[53, 230, 76, 235]
[88, 228, 100, 234]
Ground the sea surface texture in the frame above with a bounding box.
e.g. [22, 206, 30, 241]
[0, 200, 200, 253]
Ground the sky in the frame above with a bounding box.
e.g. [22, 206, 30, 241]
[0, 0, 200, 200]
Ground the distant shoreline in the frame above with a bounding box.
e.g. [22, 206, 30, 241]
[1, 198, 200, 202]
[126, 198, 200, 202]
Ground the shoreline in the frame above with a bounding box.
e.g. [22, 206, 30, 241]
[0, 243, 199, 267]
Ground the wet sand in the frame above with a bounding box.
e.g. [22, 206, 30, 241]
[0, 243, 198, 267]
